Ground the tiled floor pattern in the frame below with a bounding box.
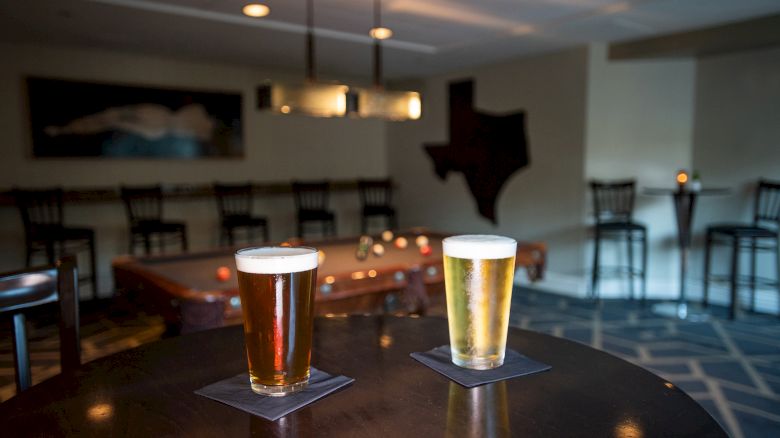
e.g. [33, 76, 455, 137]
[510, 289, 780, 438]
[1, 291, 778, 437]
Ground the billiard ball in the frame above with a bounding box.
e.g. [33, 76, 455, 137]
[415, 235, 429, 248]
[394, 236, 408, 249]
[372, 243, 385, 257]
[419, 245, 432, 256]
[216, 266, 231, 282]
[381, 230, 394, 242]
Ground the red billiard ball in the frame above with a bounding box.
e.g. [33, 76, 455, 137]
[216, 266, 231, 282]
[420, 245, 432, 256]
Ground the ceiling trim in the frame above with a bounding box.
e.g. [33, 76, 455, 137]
[88, 0, 438, 54]
[609, 13, 780, 60]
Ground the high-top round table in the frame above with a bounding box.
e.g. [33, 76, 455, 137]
[0, 316, 725, 437]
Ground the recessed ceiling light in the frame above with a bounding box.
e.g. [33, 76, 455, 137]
[369, 27, 393, 40]
[243, 3, 270, 18]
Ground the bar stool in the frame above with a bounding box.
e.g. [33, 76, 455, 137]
[12, 188, 97, 297]
[703, 179, 780, 319]
[292, 181, 336, 238]
[358, 178, 397, 234]
[0, 255, 80, 394]
[120, 185, 188, 255]
[214, 183, 269, 245]
[590, 180, 647, 300]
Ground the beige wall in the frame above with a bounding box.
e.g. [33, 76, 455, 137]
[387, 48, 589, 279]
[0, 42, 387, 296]
[585, 43, 697, 298]
[689, 46, 780, 313]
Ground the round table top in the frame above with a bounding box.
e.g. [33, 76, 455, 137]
[643, 187, 730, 196]
[0, 316, 725, 437]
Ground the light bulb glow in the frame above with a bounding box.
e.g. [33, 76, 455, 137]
[243, 3, 270, 18]
[369, 27, 393, 40]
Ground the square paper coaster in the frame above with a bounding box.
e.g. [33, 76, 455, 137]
[195, 367, 354, 421]
[410, 345, 551, 388]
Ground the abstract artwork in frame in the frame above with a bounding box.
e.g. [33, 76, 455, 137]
[26, 77, 243, 158]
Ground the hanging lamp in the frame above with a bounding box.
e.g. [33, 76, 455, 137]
[257, 0, 349, 117]
[353, 0, 422, 121]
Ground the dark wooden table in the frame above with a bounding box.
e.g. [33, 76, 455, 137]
[0, 316, 725, 437]
[113, 231, 547, 333]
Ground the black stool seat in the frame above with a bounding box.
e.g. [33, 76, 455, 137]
[596, 221, 646, 232]
[131, 220, 187, 235]
[121, 185, 188, 255]
[363, 205, 396, 217]
[708, 224, 777, 238]
[213, 183, 269, 245]
[32, 225, 94, 241]
[703, 179, 780, 320]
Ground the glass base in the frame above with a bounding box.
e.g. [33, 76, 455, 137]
[250, 379, 308, 397]
[451, 356, 504, 370]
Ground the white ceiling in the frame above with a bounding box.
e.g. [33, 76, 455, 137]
[1, 0, 779, 80]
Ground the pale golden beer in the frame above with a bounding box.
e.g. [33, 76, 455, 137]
[443, 235, 516, 369]
[235, 247, 318, 396]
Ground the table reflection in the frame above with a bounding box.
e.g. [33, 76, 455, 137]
[446, 382, 510, 438]
[251, 409, 312, 437]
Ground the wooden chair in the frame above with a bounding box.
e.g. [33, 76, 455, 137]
[590, 180, 647, 301]
[358, 178, 397, 233]
[703, 179, 780, 319]
[120, 185, 188, 255]
[0, 255, 80, 394]
[292, 181, 336, 238]
[12, 188, 97, 297]
[214, 183, 269, 245]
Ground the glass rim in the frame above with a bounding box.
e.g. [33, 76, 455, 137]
[234, 245, 318, 258]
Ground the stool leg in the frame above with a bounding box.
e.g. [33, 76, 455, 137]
[591, 228, 600, 299]
[627, 231, 635, 301]
[12, 312, 31, 393]
[703, 231, 712, 308]
[181, 229, 188, 252]
[776, 236, 780, 319]
[361, 215, 367, 234]
[89, 235, 97, 299]
[263, 223, 269, 243]
[143, 233, 152, 256]
[749, 237, 757, 312]
[297, 220, 303, 239]
[227, 227, 234, 246]
[641, 229, 648, 304]
[25, 240, 33, 267]
[729, 236, 739, 320]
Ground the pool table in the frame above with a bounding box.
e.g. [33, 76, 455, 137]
[113, 230, 546, 333]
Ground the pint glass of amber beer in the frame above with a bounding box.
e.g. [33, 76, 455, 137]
[235, 246, 318, 396]
[443, 235, 517, 369]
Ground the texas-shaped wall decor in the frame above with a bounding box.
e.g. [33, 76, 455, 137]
[424, 79, 530, 224]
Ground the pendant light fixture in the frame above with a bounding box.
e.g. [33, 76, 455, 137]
[353, 0, 422, 121]
[257, 0, 349, 117]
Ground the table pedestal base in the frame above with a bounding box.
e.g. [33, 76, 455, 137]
[651, 302, 711, 322]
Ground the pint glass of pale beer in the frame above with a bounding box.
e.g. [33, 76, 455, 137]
[443, 235, 517, 369]
[235, 246, 318, 396]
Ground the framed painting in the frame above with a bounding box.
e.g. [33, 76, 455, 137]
[26, 77, 243, 158]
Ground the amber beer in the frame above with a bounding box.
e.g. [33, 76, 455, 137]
[443, 235, 516, 369]
[235, 247, 318, 396]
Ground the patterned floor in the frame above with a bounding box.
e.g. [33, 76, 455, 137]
[1, 291, 778, 437]
[510, 289, 780, 438]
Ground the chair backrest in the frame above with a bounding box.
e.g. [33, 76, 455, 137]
[358, 179, 394, 208]
[13, 188, 65, 235]
[121, 185, 163, 224]
[590, 180, 636, 223]
[754, 179, 780, 227]
[0, 255, 80, 394]
[214, 183, 253, 218]
[292, 181, 330, 212]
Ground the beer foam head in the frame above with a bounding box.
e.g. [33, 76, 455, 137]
[442, 235, 517, 260]
[235, 247, 318, 274]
